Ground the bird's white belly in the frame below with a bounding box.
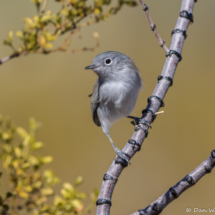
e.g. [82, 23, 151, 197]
[97, 81, 139, 132]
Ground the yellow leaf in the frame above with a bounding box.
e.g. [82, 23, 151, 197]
[41, 156, 53, 164]
[28, 155, 39, 165]
[94, 8, 101, 14]
[14, 147, 22, 158]
[3, 155, 12, 168]
[71, 199, 83, 212]
[16, 127, 28, 139]
[41, 188, 54, 196]
[63, 183, 74, 192]
[40, 15, 52, 23]
[16, 31, 24, 39]
[16, 168, 25, 176]
[44, 43, 53, 49]
[75, 176, 83, 186]
[19, 191, 28, 199]
[23, 135, 30, 146]
[61, 189, 70, 199]
[61, 8, 69, 16]
[3, 144, 12, 153]
[24, 186, 33, 192]
[8, 31, 13, 43]
[24, 17, 33, 25]
[54, 195, 64, 206]
[12, 160, 19, 169]
[38, 35, 46, 47]
[2, 132, 11, 140]
[32, 141, 43, 150]
[22, 162, 30, 169]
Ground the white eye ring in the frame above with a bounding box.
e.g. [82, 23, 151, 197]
[105, 58, 112, 65]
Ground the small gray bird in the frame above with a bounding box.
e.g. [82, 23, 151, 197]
[85, 51, 143, 164]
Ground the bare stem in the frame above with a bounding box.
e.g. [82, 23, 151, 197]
[96, 0, 195, 214]
[0, 53, 21, 65]
[131, 150, 215, 215]
[41, 0, 48, 13]
[139, 0, 169, 54]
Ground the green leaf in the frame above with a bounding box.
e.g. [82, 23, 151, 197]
[14, 147, 22, 158]
[75, 176, 83, 186]
[16, 31, 24, 40]
[16, 127, 28, 139]
[41, 188, 54, 196]
[8, 31, 13, 43]
[32, 141, 43, 150]
[41, 156, 53, 164]
[63, 183, 74, 192]
[61, 188, 71, 199]
[28, 155, 39, 165]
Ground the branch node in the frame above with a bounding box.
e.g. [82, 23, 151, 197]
[185, 175, 195, 185]
[166, 50, 182, 62]
[143, 4, 148, 11]
[115, 157, 129, 167]
[134, 124, 142, 132]
[148, 96, 165, 107]
[96, 198, 112, 207]
[150, 24, 156, 31]
[171, 29, 187, 39]
[160, 41, 165, 47]
[128, 139, 141, 151]
[211, 150, 215, 158]
[103, 173, 118, 183]
[169, 187, 178, 198]
[142, 109, 156, 122]
[204, 165, 212, 173]
[180, 10, 194, 24]
[152, 203, 162, 213]
[158, 75, 173, 87]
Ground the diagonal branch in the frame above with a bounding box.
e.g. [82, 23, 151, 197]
[139, 0, 169, 54]
[96, 0, 196, 214]
[131, 150, 215, 215]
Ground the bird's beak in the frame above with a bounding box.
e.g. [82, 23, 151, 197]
[85, 64, 98, 70]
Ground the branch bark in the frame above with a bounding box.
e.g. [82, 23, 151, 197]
[96, 0, 196, 214]
[131, 150, 215, 215]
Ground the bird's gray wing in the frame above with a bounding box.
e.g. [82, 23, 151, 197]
[91, 78, 101, 127]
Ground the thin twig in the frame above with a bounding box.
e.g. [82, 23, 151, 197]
[36, 32, 100, 54]
[139, 0, 169, 54]
[154, 111, 164, 115]
[0, 53, 21, 65]
[96, 0, 195, 214]
[131, 150, 215, 215]
[41, 0, 48, 13]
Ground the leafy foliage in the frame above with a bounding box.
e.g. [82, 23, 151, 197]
[3, 0, 137, 58]
[0, 116, 99, 215]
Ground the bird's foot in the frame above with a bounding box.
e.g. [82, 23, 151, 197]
[114, 147, 131, 165]
[127, 116, 151, 128]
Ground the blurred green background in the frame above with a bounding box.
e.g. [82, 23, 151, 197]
[0, 0, 215, 214]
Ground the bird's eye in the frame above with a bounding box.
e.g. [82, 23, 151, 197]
[105, 59, 111, 65]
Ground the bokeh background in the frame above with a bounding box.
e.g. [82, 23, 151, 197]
[0, 0, 215, 214]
